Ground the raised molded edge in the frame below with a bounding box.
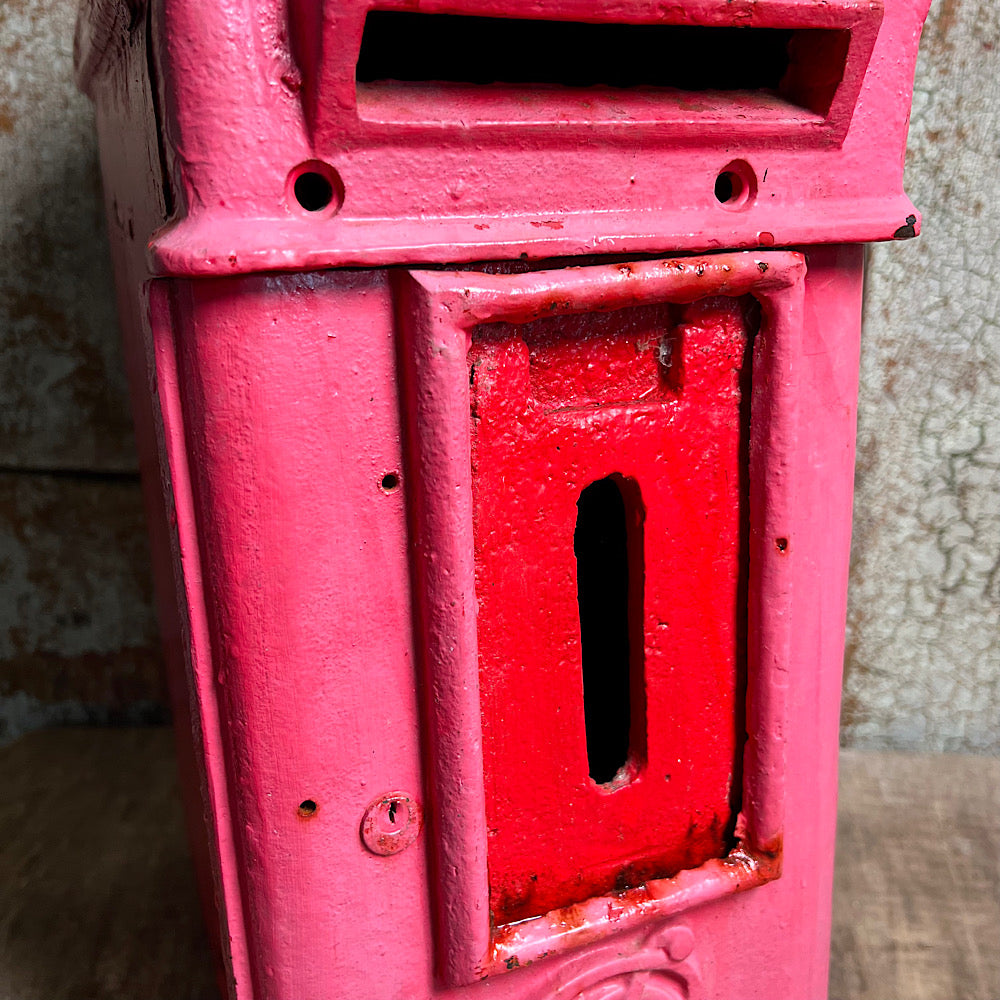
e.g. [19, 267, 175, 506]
[75, 0, 929, 276]
[291, 0, 881, 147]
[395, 251, 803, 984]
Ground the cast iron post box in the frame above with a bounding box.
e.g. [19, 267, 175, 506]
[77, 0, 928, 996]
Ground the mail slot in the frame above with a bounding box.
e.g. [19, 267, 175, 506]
[354, 13, 851, 123]
[77, 0, 930, 996]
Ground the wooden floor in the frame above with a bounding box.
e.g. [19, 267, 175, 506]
[0, 730, 996, 1000]
[831, 749, 1000, 1000]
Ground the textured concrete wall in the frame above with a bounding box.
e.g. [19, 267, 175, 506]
[844, 0, 1000, 753]
[0, 0, 164, 744]
[1, 0, 996, 750]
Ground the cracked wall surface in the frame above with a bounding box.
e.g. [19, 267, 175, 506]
[845, 0, 1000, 752]
[1, 0, 997, 751]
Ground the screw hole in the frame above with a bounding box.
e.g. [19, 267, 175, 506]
[288, 161, 344, 216]
[380, 471, 401, 493]
[297, 798, 318, 818]
[714, 160, 757, 209]
[294, 171, 334, 212]
[715, 171, 738, 204]
[775, 537, 788, 553]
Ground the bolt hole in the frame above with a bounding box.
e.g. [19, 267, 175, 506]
[380, 471, 401, 493]
[775, 537, 788, 553]
[388, 801, 398, 824]
[297, 798, 318, 818]
[715, 171, 737, 203]
[714, 160, 757, 209]
[288, 161, 344, 216]
[294, 172, 334, 212]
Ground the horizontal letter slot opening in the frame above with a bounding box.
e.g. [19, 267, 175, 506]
[356, 13, 851, 125]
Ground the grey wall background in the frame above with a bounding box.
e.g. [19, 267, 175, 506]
[0, 0, 164, 744]
[1, 0, 996, 751]
[844, 0, 1000, 754]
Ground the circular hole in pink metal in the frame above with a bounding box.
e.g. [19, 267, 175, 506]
[380, 471, 401, 494]
[714, 160, 757, 210]
[287, 161, 344, 216]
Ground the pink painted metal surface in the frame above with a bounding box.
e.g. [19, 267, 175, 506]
[76, 0, 927, 997]
[151, 248, 853, 1000]
[81, 0, 927, 276]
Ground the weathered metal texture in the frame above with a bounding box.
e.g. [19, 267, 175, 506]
[0, 0, 165, 743]
[76, 1, 925, 998]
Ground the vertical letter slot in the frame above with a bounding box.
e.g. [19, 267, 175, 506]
[575, 476, 643, 786]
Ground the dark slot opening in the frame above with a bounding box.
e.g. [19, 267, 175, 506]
[358, 13, 794, 91]
[357, 14, 852, 117]
[575, 476, 640, 785]
[728, 296, 758, 850]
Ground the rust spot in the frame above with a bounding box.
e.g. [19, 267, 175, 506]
[756, 831, 783, 863]
[892, 214, 917, 240]
[617, 263, 634, 275]
[529, 220, 564, 229]
[474, 223, 490, 230]
[932, 0, 959, 51]
[553, 903, 588, 932]
[360, 793, 422, 855]
[775, 536, 788, 553]
[297, 798, 319, 819]
[228, 253, 238, 266]
[757, 261, 769, 273]
[0, 104, 14, 134]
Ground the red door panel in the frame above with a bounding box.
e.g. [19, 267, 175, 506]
[471, 295, 755, 924]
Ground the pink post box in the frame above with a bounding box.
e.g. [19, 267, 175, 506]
[76, 0, 928, 997]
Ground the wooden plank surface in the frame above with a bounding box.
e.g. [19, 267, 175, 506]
[0, 729, 216, 1000]
[831, 748, 1000, 1000]
[0, 730, 996, 999]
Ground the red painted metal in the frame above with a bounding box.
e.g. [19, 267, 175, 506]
[472, 295, 753, 923]
[397, 252, 802, 980]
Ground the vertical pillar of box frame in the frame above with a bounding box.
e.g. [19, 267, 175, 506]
[73, 4, 249, 997]
[76, 0, 929, 998]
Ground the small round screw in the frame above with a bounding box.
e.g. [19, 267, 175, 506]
[361, 792, 422, 856]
